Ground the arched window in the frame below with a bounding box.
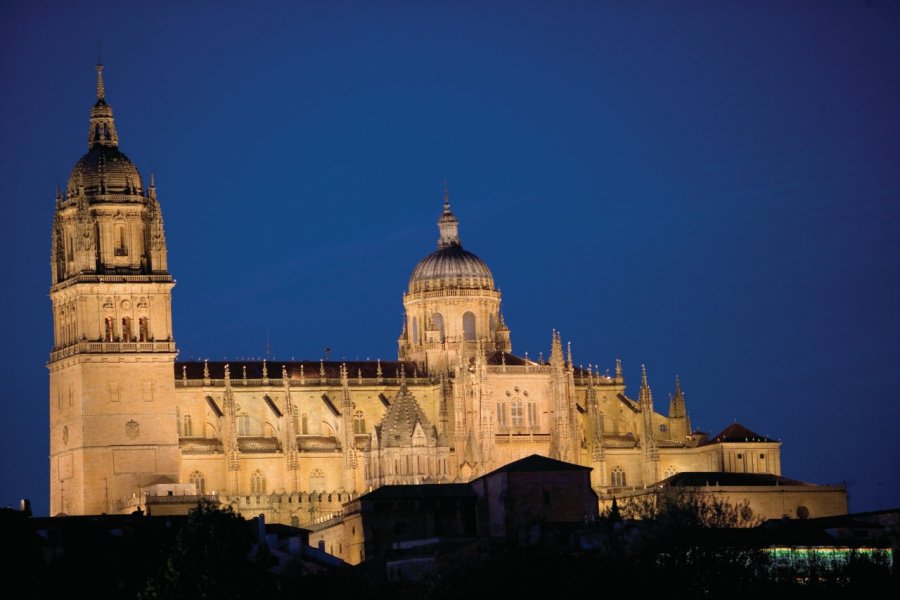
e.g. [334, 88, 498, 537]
[353, 410, 365, 435]
[462, 311, 476, 341]
[189, 470, 205, 495]
[237, 415, 251, 436]
[528, 402, 538, 427]
[611, 466, 626, 488]
[300, 413, 309, 435]
[432, 313, 445, 342]
[250, 470, 266, 495]
[104, 317, 115, 342]
[496, 402, 507, 427]
[310, 469, 325, 492]
[663, 466, 678, 479]
[114, 224, 127, 256]
[183, 413, 193, 437]
[489, 313, 496, 336]
[510, 400, 524, 427]
[121, 317, 132, 342]
[411, 316, 419, 344]
[139, 317, 150, 342]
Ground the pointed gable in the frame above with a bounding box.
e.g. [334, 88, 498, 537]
[377, 383, 436, 448]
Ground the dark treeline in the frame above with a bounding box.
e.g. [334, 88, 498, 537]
[4, 495, 894, 599]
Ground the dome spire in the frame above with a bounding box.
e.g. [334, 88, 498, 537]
[437, 181, 460, 249]
[96, 62, 105, 102]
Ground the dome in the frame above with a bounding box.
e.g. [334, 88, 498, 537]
[67, 145, 143, 198]
[409, 244, 495, 293]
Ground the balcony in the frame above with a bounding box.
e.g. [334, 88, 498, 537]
[50, 340, 177, 361]
[179, 437, 223, 454]
[238, 436, 281, 453]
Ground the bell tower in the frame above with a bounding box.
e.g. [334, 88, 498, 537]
[48, 64, 179, 515]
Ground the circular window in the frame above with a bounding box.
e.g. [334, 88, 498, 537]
[659, 424, 668, 432]
[797, 506, 810, 519]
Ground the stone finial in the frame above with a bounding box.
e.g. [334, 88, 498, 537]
[262, 359, 268, 379]
[615, 357, 623, 379]
[203, 359, 210, 379]
[282, 364, 288, 381]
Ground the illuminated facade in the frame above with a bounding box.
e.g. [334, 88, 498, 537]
[48, 66, 846, 526]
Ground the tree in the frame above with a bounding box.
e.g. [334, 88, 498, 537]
[140, 501, 271, 600]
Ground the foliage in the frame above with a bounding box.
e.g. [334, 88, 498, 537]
[140, 501, 272, 600]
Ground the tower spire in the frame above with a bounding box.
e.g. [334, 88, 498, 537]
[87, 63, 118, 148]
[96, 62, 105, 102]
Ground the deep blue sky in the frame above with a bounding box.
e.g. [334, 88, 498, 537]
[1, 1, 898, 516]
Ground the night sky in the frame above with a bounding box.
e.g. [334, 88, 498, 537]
[1, 1, 898, 516]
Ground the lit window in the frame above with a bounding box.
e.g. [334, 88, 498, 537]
[189, 470, 205, 494]
[250, 470, 266, 495]
[510, 400, 523, 426]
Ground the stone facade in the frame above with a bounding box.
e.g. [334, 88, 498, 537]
[48, 65, 846, 527]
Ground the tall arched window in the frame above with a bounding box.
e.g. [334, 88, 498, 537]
[114, 224, 127, 256]
[611, 466, 627, 488]
[237, 415, 251, 436]
[300, 413, 309, 435]
[139, 317, 149, 342]
[189, 470, 205, 495]
[462, 311, 476, 341]
[353, 410, 366, 435]
[528, 402, 538, 427]
[510, 400, 524, 427]
[250, 470, 266, 495]
[310, 469, 325, 492]
[432, 313, 445, 342]
[121, 317, 133, 342]
[183, 413, 193, 437]
[104, 317, 114, 342]
[489, 313, 496, 336]
[411, 316, 419, 344]
[496, 402, 507, 427]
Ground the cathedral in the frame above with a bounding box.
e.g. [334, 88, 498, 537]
[48, 65, 846, 528]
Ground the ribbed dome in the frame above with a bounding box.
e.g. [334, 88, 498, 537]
[67, 145, 144, 198]
[409, 245, 495, 293]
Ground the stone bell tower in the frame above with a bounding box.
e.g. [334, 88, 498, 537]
[48, 64, 179, 515]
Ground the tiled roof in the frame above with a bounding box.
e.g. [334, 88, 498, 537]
[481, 454, 591, 475]
[709, 423, 776, 444]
